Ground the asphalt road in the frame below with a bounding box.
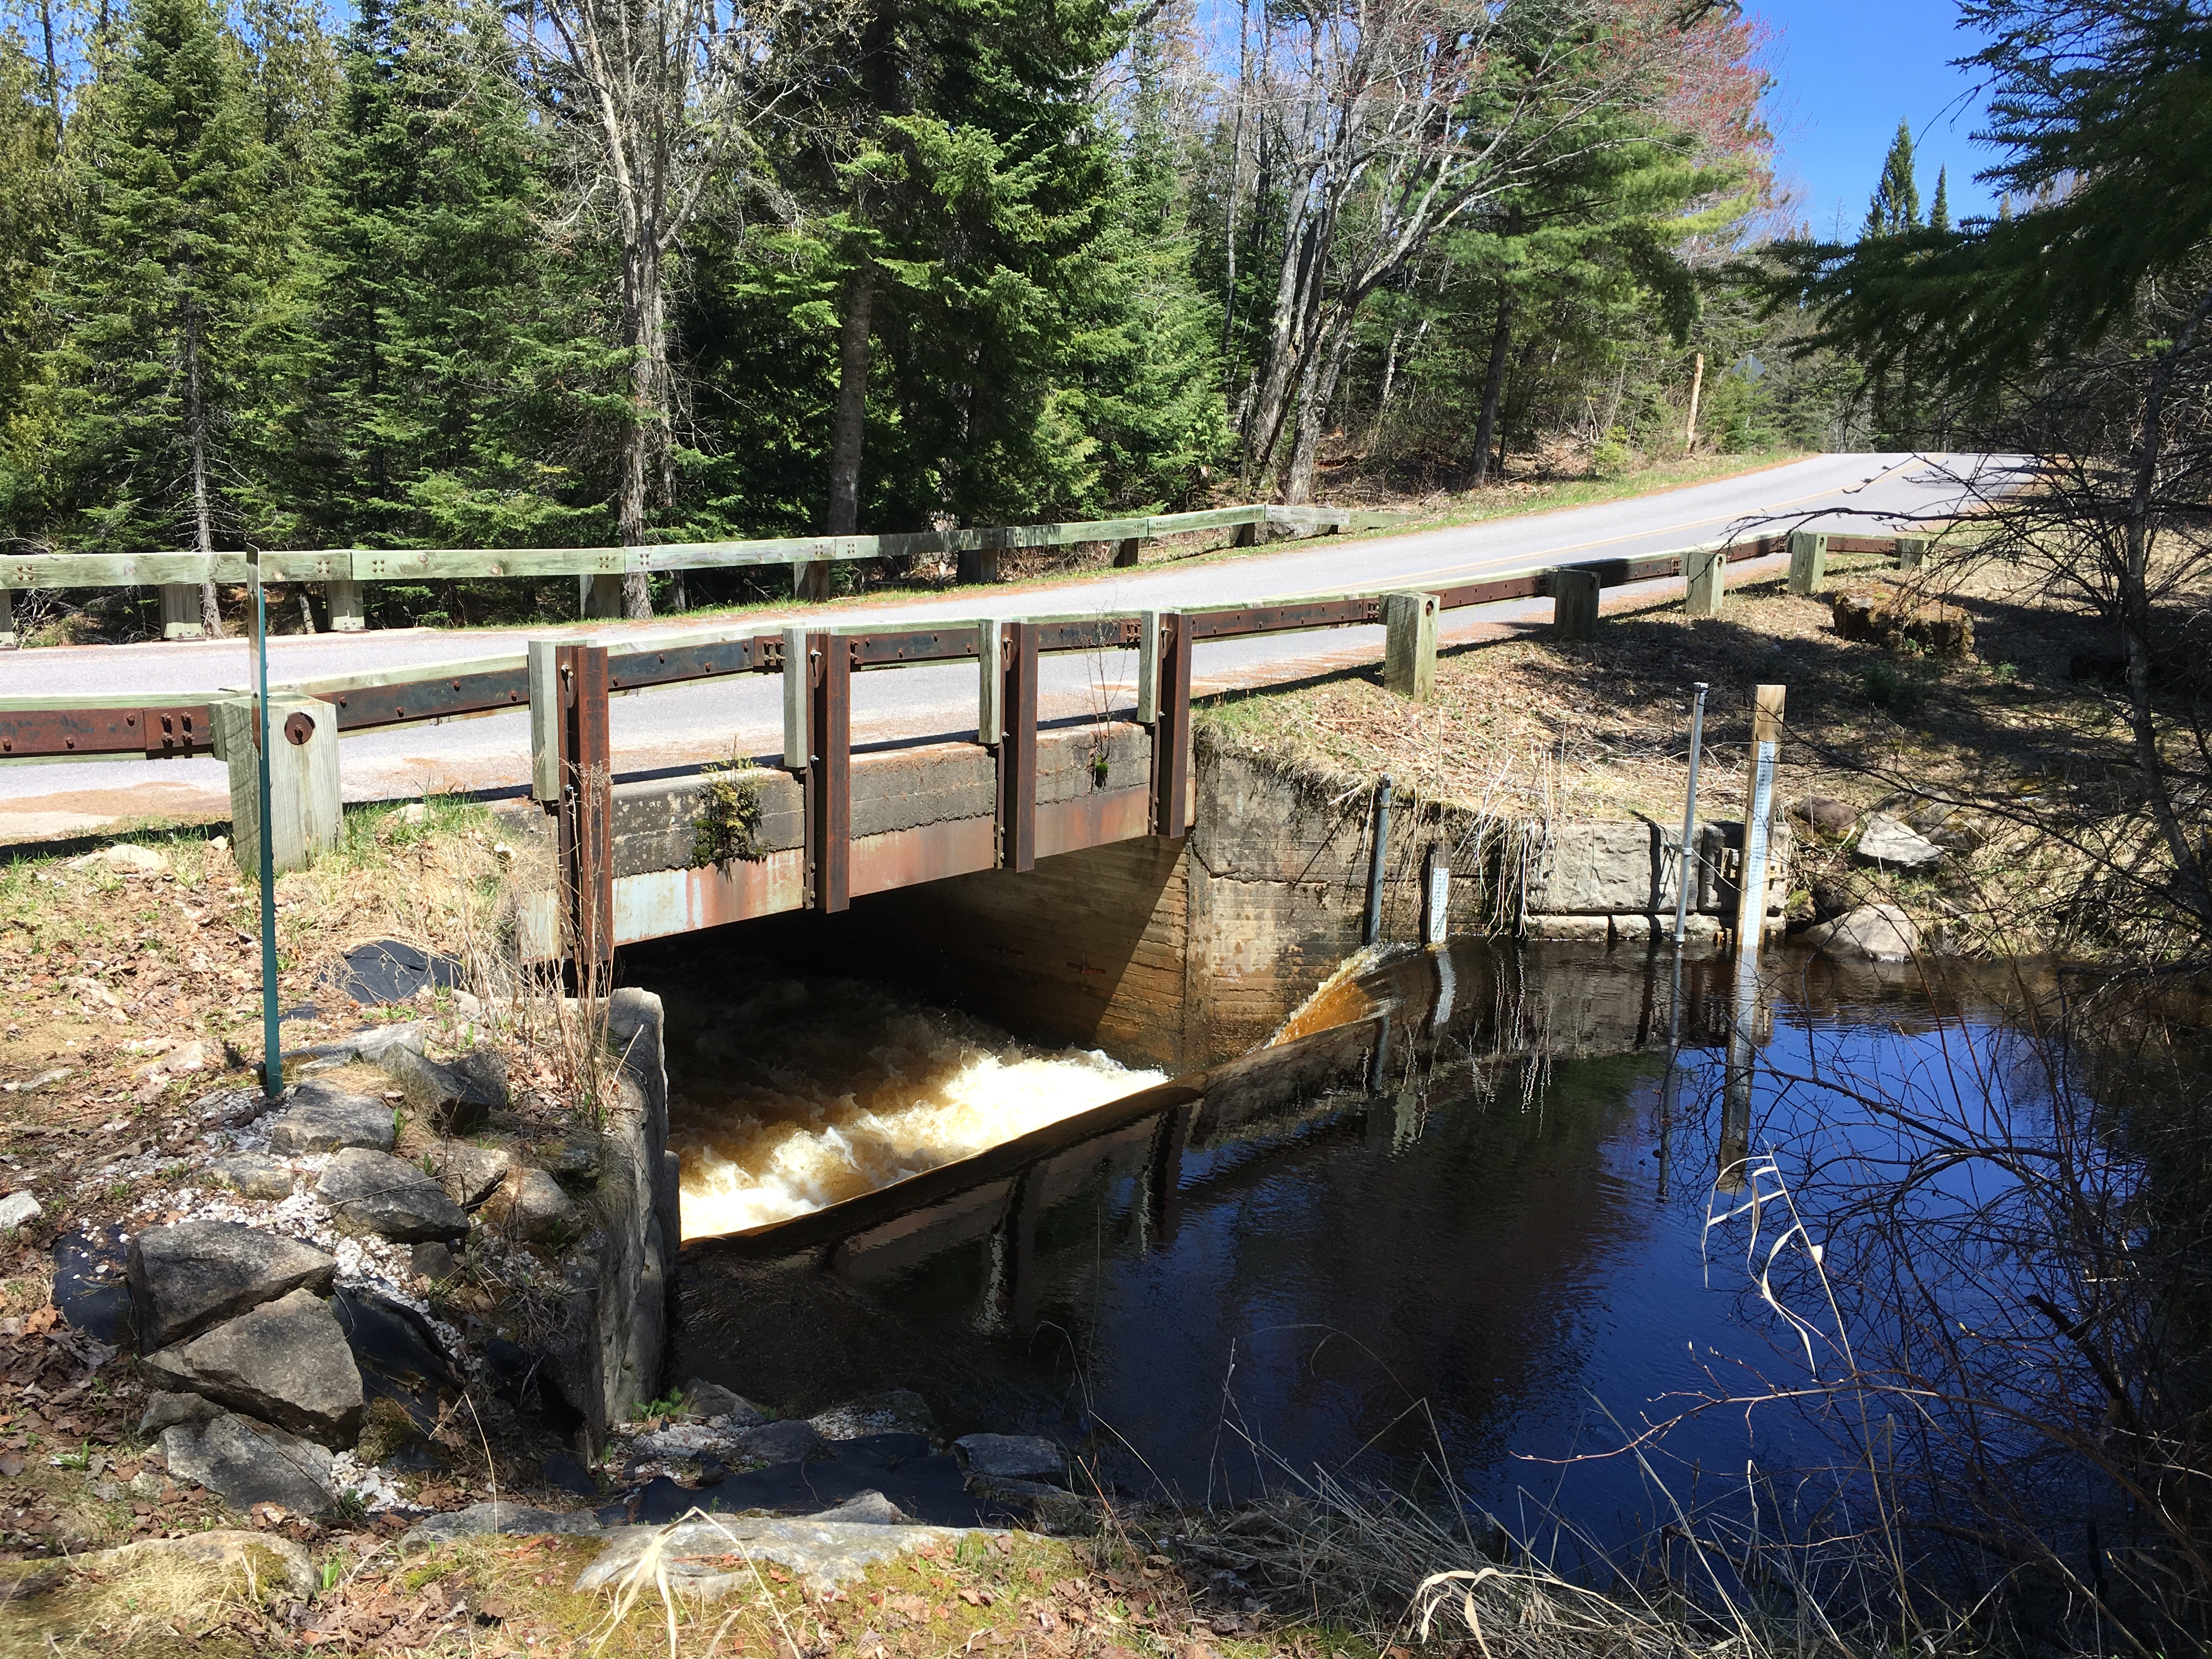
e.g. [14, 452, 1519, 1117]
[0, 451, 2009, 839]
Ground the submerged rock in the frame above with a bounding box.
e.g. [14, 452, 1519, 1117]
[127, 1221, 336, 1350]
[1801, 903, 1921, 963]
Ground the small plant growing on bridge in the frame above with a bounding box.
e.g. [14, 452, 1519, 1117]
[693, 758, 767, 867]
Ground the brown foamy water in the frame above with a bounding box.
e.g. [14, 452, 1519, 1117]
[667, 977, 1164, 1239]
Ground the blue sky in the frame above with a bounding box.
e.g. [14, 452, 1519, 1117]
[1749, 0, 2006, 236]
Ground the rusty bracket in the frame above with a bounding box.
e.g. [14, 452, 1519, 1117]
[0, 705, 214, 759]
[997, 622, 1037, 872]
[1152, 613, 1190, 839]
[807, 630, 851, 913]
[555, 644, 614, 975]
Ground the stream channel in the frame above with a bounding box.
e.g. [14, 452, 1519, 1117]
[630, 935, 2067, 1553]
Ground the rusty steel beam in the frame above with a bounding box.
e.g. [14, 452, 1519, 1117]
[555, 644, 614, 975]
[0, 704, 214, 759]
[808, 630, 851, 912]
[1152, 613, 1191, 839]
[323, 668, 529, 731]
[997, 622, 1038, 872]
[606, 637, 766, 692]
[1188, 598, 1376, 639]
[1434, 573, 1547, 611]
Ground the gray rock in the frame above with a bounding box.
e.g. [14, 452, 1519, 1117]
[126, 1221, 337, 1350]
[160, 1412, 340, 1516]
[1792, 794, 1860, 837]
[397, 1500, 604, 1551]
[537, 1131, 602, 1189]
[0, 1192, 40, 1231]
[1801, 902, 1922, 963]
[202, 1154, 295, 1200]
[410, 1241, 455, 1281]
[808, 1388, 934, 1443]
[81, 1530, 317, 1599]
[139, 1391, 220, 1436]
[428, 1142, 511, 1209]
[348, 1022, 428, 1063]
[490, 1167, 581, 1244]
[1522, 915, 1611, 942]
[574, 1517, 990, 1598]
[139, 1288, 364, 1446]
[317, 1148, 468, 1243]
[808, 1491, 909, 1525]
[1903, 799, 1988, 852]
[266, 1083, 395, 1155]
[383, 1046, 506, 1133]
[732, 1418, 828, 1465]
[681, 1379, 767, 1427]
[1853, 812, 1944, 871]
[954, 1433, 1065, 1482]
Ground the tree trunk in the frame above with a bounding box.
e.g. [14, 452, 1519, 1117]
[827, 259, 876, 538]
[2118, 290, 2212, 923]
[182, 310, 225, 640]
[616, 234, 667, 621]
[1286, 317, 1356, 505]
[1467, 290, 1512, 488]
[1245, 199, 1322, 479]
[36, 0, 60, 137]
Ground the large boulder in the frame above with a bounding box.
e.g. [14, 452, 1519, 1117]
[427, 1142, 511, 1210]
[1801, 903, 1921, 963]
[160, 1412, 341, 1516]
[317, 1148, 468, 1242]
[126, 1221, 336, 1351]
[490, 1167, 581, 1244]
[1853, 812, 1944, 871]
[382, 1047, 507, 1133]
[265, 1082, 394, 1155]
[1791, 795, 1860, 838]
[953, 1433, 1065, 1482]
[202, 1154, 295, 1201]
[138, 1287, 365, 1446]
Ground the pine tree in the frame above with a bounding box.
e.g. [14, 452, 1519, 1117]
[40, 0, 289, 634]
[0, 29, 60, 540]
[312, 0, 600, 561]
[1863, 119, 1922, 239]
[1930, 164, 1951, 233]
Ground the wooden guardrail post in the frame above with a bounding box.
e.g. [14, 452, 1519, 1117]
[1550, 569, 1600, 641]
[159, 585, 204, 641]
[806, 631, 851, 912]
[213, 693, 340, 874]
[781, 626, 808, 770]
[581, 573, 625, 620]
[1731, 683, 1785, 956]
[793, 559, 831, 602]
[958, 531, 1005, 585]
[1382, 592, 1438, 700]
[976, 617, 1003, 744]
[527, 637, 563, 804]
[325, 580, 366, 632]
[0, 590, 14, 649]
[1135, 609, 1161, 724]
[555, 642, 614, 973]
[1113, 538, 1142, 567]
[1683, 545, 1727, 618]
[1152, 613, 1191, 838]
[1786, 531, 1828, 595]
[997, 622, 1037, 872]
[1895, 537, 1927, 571]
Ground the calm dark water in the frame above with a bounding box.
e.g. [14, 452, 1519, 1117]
[672, 940, 2064, 1542]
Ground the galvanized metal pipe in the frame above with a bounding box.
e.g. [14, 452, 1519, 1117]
[1363, 775, 1393, 945]
[251, 554, 280, 1102]
[1672, 682, 1708, 947]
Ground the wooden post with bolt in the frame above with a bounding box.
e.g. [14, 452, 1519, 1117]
[1786, 532, 1828, 596]
[1382, 592, 1438, 700]
[1683, 545, 1727, 618]
[1550, 569, 1600, 641]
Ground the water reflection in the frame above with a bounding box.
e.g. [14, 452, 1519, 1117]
[670, 939, 2059, 1542]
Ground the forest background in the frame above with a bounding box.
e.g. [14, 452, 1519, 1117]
[0, 0, 1883, 628]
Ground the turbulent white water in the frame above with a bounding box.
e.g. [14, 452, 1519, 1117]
[668, 978, 1164, 1239]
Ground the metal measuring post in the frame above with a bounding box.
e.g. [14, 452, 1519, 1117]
[1671, 682, 1709, 946]
[249, 553, 280, 1103]
[1362, 775, 1393, 945]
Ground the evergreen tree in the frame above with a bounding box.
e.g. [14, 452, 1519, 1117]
[1863, 119, 1921, 238]
[0, 28, 59, 540]
[40, 0, 293, 634]
[311, 0, 601, 566]
[1930, 164, 1950, 233]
